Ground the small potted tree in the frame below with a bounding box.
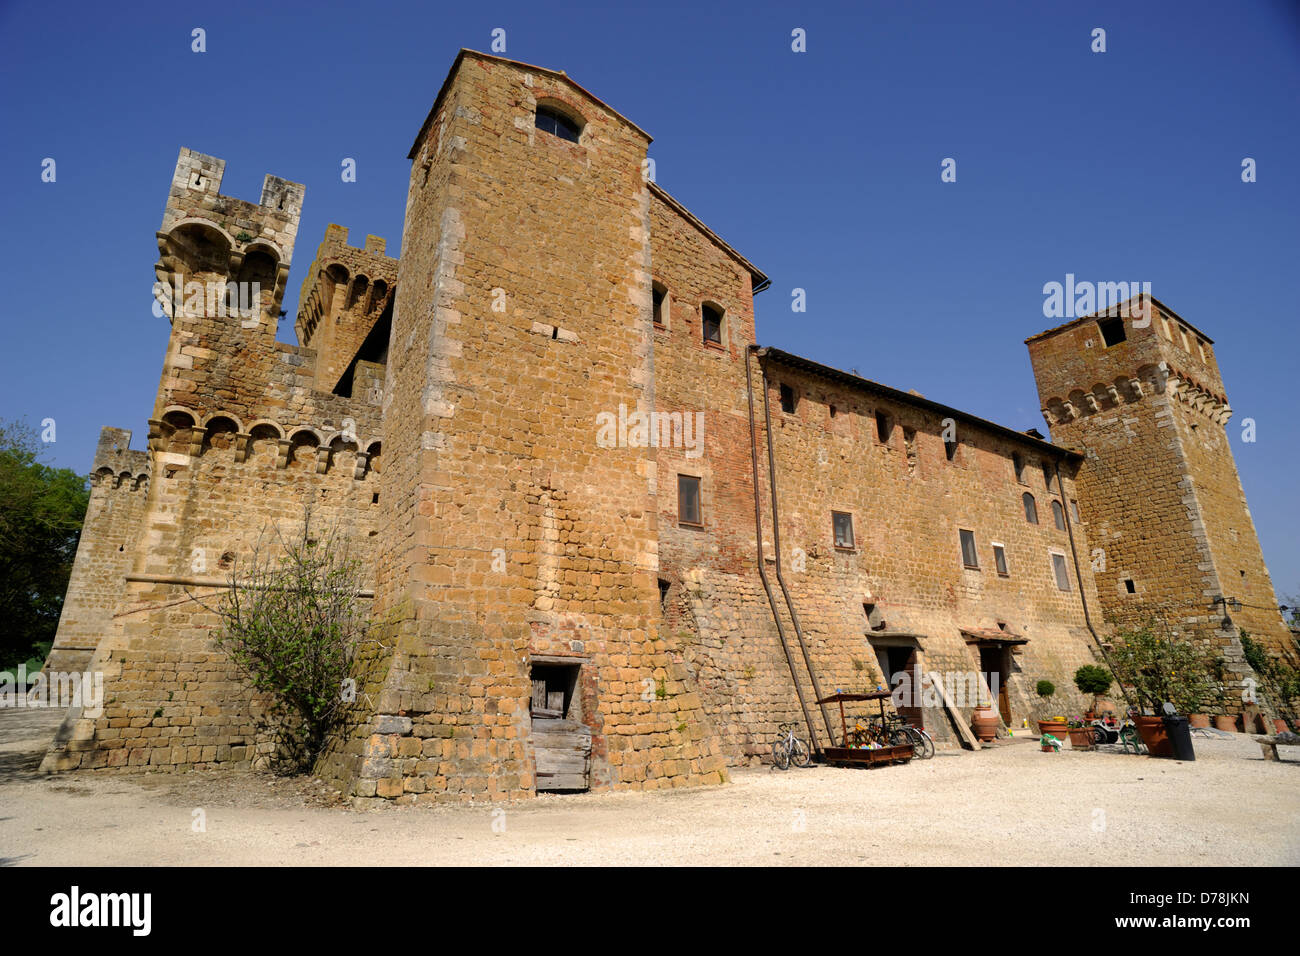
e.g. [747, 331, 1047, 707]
[1036, 680, 1068, 740]
[1073, 664, 1113, 720]
[1109, 624, 1214, 758]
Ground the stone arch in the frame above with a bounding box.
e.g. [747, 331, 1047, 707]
[201, 411, 245, 433]
[366, 440, 382, 475]
[235, 247, 278, 318]
[131, 474, 149, 491]
[1067, 389, 1089, 415]
[370, 278, 389, 314]
[1042, 397, 1066, 424]
[161, 408, 197, 454]
[287, 428, 321, 469]
[248, 421, 282, 463]
[328, 433, 359, 474]
[93, 466, 114, 487]
[201, 415, 241, 454]
[166, 220, 233, 277]
[347, 275, 369, 310]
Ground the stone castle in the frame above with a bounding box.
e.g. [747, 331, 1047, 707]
[42, 51, 1296, 802]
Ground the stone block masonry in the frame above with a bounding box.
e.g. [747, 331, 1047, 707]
[43, 52, 1296, 796]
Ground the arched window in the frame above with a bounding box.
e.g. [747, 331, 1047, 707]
[1051, 499, 1066, 530]
[1022, 492, 1039, 524]
[535, 105, 582, 143]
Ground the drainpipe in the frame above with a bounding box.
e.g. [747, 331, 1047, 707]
[1056, 460, 1137, 714]
[756, 349, 836, 742]
[746, 346, 821, 753]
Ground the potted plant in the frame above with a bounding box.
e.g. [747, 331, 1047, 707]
[1109, 623, 1215, 758]
[1073, 664, 1113, 720]
[1035, 679, 1068, 739]
[1066, 717, 1095, 750]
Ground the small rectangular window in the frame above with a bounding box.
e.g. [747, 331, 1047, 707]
[677, 474, 702, 526]
[652, 284, 666, 326]
[779, 383, 796, 414]
[702, 303, 723, 345]
[875, 411, 893, 445]
[1124, 578, 1136, 594]
[1098, 316, 1126, 347]
[1051, 552, 1071, 591]
[1069, 499, 1080, 523]
[960, 529, 979, 569]
[993, 544, 1009, 577]
[832, 511, 854, 550]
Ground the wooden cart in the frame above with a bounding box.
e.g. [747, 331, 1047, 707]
[817, 690, 914, 767]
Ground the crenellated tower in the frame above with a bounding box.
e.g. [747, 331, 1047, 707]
[1027, 293, 1296, 717]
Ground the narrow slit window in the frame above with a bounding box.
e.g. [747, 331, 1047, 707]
[1069, 499, 1080, 523]
[1051, 499, 1066, 531]
[945, 437, 958, 462]
[677, 474, 702, 527]
[1041, 461, 1054, 492]
[832, 511, 854, 550]
[779, 383, 796, 414]
[1124, 578, 1136, 594]
[875, 411, 893, 445]
[993, 544, 1009, 577]
[1023, 492, 1039, 524]
[652, 283, 667, 327]
[701, 303, 723, 345]
[1013, 453, 1026, 484]
[1051, 552, 1072, 591]
[960, 529, 979, 569]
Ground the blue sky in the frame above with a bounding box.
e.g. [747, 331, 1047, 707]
[1, 0, 1297, 596]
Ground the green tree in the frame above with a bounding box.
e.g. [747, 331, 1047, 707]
[0, 419, 89, 668]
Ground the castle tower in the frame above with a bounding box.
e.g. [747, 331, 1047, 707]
[295, 225, 397, 395]
[44, 428, 150, 673]
[331, 51, 725, 801]
[1027, 292, 1296, 716]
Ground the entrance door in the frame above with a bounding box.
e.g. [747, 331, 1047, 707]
[979, 645, 1011, 725]
[874, 644, 923, 730]
[530, 662, 591, 792]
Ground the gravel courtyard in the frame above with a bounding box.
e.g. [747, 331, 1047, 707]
[2, 707, 1296, 866]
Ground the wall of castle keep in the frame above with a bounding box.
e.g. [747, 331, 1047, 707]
[1028, 297, 1296, 717]
[45, 52, 1295, 794]
[317, 53, 726, 803]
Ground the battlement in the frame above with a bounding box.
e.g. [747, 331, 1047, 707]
[154, 148, 305, 324]
[90, 427, 150, 484]
[295, 225, 398, 392]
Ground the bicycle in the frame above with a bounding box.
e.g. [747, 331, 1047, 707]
[771, 721, 811, 770]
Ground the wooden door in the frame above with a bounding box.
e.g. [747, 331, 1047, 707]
[892, 646, 924, 730]
[979, 646, 1011, 725]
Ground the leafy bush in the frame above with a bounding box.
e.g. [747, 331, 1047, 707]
[1035, 679, 1055, 699]
[212, 510, 374, 773]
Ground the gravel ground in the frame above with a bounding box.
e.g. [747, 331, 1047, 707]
[2, 707, 1296, 866]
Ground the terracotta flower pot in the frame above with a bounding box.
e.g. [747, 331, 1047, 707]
[1188, 714, 1210, 729]
[1067, 727, 1094, 749]
[1134, 715, 1174, 758]
[1274, 718, 1290, 734]
[1212, 715, 1237, 733]
[1038, 719, 1069, 740]
[971, 706, 999, 742]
